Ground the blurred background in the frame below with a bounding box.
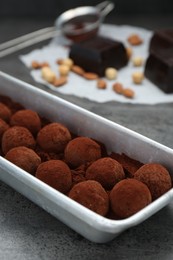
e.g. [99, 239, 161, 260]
[0, 0, 173, 43]
[0, 0, 173, 17]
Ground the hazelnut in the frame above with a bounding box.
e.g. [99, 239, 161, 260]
[132, 71, 144, 84]
[97, 79, 107, 89]
[56, 58, 64, 65]
[31, 61, 40, 69]
[105, 68, 118, 80]
[83, 72, 98, 80]
[127, 34, 143, 45]
[31, 61, 50, 69]
[123, 88, 135, 99]
[40, 62, 50, 68]
[58, 64, 70, 77]
[126, 47, 133, 59]
[132, 56, 144, 67]
[53, 77, 67, 87]
[62, 58, 74, 69]
[41, 67, 56, 83]
[112, 82, 124, 94]
[71, 65, 85, 76]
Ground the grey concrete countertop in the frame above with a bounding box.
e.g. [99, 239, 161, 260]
[0, 15, 173, 260]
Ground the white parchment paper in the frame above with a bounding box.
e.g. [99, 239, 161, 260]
[20, 24, 173, 105]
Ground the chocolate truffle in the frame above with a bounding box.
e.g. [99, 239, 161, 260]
[5, 146, 41, 175]
[86, 157, 125, 190]
[37, 122, 71, 153]
[0, 102, 11, 122]
[68, 180, 109, 216]
[0, 118, 9, 142]
[134, 163, 172, 200]
[64, 136, 102, 168]
[36, 160, 72, 194]
[0, 95, 24, 114]
[110, 152, 143, 177]
[69, 35, 128, 76]
[110, 179, 152, 219]
[10, 109, 41, 136]
[2, 126, 36, 155]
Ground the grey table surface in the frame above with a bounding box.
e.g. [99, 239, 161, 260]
[0, 15, 173, 260]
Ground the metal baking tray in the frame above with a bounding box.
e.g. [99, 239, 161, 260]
[0, 70, 173, 243]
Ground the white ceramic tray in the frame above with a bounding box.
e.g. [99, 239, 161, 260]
[0, 71, 173, 243]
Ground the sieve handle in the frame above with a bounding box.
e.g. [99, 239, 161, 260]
[96, 1, 115, 18]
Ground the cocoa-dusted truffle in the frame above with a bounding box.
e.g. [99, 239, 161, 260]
[64, 137, 101, 168]
[86, 157, 125, 190]
[5, 146, 41, 175]
[134, 163, 172, 200]
[69, 180, 109, 216]
[110, 152, 143, 177]
[37, 122, 71, 153]
[0, 95, 24, 114]
[110, 179, 152, 219]
[36, 160, 72, 193]
[0, 118, 9, 142]
[1, 126, 36, 155]
[0, 102, 11, 122]
[10, 109, 41, 136]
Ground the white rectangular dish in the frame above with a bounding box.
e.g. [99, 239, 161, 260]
[0, 70, 173, 243]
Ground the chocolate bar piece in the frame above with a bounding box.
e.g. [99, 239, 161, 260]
[69, 36, 128, 76]
[144, 51, 173, 93]
[149, 29, 173, 54]
[144, 28, 173, 93]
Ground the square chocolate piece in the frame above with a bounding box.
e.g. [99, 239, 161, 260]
[145, 52, 173, 93]
[145, 28, 173, 93]
[69, 36, 128, 76]
[149, 29, 173, 54]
